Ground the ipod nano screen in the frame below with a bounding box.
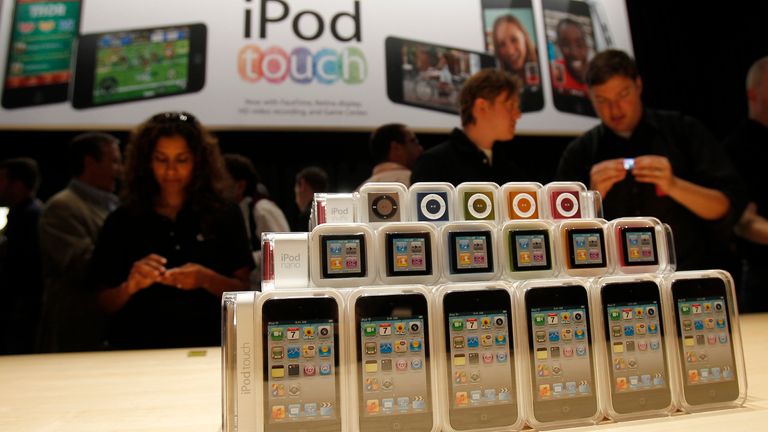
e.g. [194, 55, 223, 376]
[386, 233, 432, 276]
[605, 302, 668, 393]
[360, 316, 429, 416]
[676, 296, 736, 386]
[620, 227, 658, 266]
[530, 306, 594, 401]
[267, 319, 337, 423]
[416, 192, 449, 222]
[566, 228, 606, 269]
[463, 192, 495, 221]
[320, 234, 366, 278]
[448, 231, 494, 274]
[448, 311, 514, 409]
[510, 230, 551, 271]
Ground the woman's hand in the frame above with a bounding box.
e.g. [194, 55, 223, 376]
[160, 263, 213, 290]
[126, 254, 167, 294]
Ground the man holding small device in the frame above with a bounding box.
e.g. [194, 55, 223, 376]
[557, 50, 745, 270]
[410, 68, 527, 186]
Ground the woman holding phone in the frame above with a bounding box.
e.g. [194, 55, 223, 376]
[93, 112, 254, 349]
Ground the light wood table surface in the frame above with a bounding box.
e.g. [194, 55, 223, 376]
[1, 314, 767, 431]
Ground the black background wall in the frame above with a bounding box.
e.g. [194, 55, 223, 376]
[1, 0, 767, 225]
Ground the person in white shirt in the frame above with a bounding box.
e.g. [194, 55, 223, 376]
[223, 154, 290, 287]
[358, 123, 423, 189]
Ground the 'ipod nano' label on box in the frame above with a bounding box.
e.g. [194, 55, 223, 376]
[272, 234, 309, 288]
[325, 196, 356, 224]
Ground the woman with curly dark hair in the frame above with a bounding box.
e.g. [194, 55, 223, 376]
[92, 112, 253, 349]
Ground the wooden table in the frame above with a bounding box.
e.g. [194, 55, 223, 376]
[1, 314, 767, 431]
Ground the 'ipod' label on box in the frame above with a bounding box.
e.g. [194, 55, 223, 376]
[272, 234, 309, 289]
[325, 196, 356, 224]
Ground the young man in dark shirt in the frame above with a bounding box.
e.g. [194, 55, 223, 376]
[725, 56, 768, 311]
[410, 68, 526, 185]
[557, 49, 745, 270]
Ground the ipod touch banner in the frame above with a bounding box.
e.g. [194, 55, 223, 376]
[0, 0, 632, 133]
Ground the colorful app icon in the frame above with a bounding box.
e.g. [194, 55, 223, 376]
[624, 325, 635, 337]
[409, 338, 422, 352]
[272, 346, 284, 360]
[366, 399, 380, 414]
[381, 359, 393, 371]
[495, 334, 507, 345]
[536, 331, 546, 343]
[287, 346, 300, 359]
[453, 336, 465, 349]
[548, 330, 560, 342]
[394, 340, 408, 353]
[288, 364, 300, 376]
[396, 359, 408, 371]
[574, 327, 586, 340]
[271, 327, 284, 341]
[303, 344, 316, 358]
[455, 392, 468, 406]
[365, 342, 377, 355]
[452, 319, 464, 331]
[534, 314, 546, 326]
[320, 363, 332, 376]
[379, 323, 392, 336]
[304, 364, 316, 376]
[466, 336, 479, 348]
[271, 383, 285, 397]
[272, 405, 286, 420]
[364, 324, 376, 337]
[536, 347, 548, 360]
[272, 365, 285, 378]
[395, 322, 406, 334]
[365, 360, 378, 373]
[481, 334, 494, 346]
[454, 354, 466, 366]
[379, 342, 393, 354]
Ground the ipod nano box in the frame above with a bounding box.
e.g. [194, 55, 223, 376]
[310, 224, 376, 288]
[542, 182, 602, 220]
[261, 232, 310, 290]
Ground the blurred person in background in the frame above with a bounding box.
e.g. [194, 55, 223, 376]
[92, 112, 253, 349]
[725, 56, 768, 312]
[38, 133, 122, 352]
[292, 166, 328, 231]
[0, 158, 42, 354]
[358, 123, 422, 189]
[224, 153, 290, 287]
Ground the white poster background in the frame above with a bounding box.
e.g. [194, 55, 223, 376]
[0, 0, 632, 133]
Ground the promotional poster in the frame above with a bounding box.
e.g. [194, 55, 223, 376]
[0, 0, 632, 132]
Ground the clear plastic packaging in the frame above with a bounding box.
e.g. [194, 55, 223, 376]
[499, 182, 544, 222]
[358, 182, 410, 225]
[608, 217, 676, 275]
[455, 182, 501, 224]
[661, 270, 747, 413]
[221, 291, 259, 432]
[555, 219, 613, 277]
[309, 223, 376, 288]
[256, 288, 349, 432]
[261, 232, 310, 291]
[311, 192, 359, 230]
[439, 222, 500, 283]
[515, 278, 604, 429]
[409, 182, 456, 224]
[347, 285, 439, 432]
[501, 220, 558, 280]
[541, 182, 602, 220]
[433, 282, 525, 432]
[376, 222, 441, 286]
[591, 275, 677, 421]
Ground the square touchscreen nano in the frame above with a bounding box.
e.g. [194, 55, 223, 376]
[620, 227, 658, 266]
[448, 231, 494, 274]
[320, 234, 366, 279]
[566, 228, 606, 269]
[385, 232, 432, 277]
[510, 230, 552, 272]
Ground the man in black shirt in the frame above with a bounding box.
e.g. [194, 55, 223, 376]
[410, 69, 527, 185]
[725, 56, 768, 311]
[557, 50, 745, 270]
